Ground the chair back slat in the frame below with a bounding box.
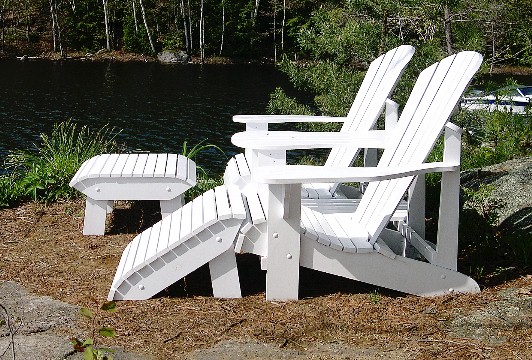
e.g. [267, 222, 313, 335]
[352, 52, 483, 242]
[325, 46, 415, 178]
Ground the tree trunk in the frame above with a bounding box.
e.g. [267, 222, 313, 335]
[102, 0, 110, 50]
[281, 0, 285, 51]
[139, 0, 155, 53]
[219, 0, 224, 56]
[187, 0, 192, 50]
[132, 0, 138, 32]
[179, 0, 189, 52]
[49, 0, 56, 52]
[444, 3, 453, 55]
[199, 0, 204, 62]
[273, 0, 277, 62]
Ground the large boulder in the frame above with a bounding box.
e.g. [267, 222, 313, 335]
[157, 50, 190, 64]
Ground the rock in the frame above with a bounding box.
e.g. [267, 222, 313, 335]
[461, 156, 532, 229]
[0, 281, 152, 360]
[157, 50, 190, 64]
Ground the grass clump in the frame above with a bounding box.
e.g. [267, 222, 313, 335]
[0, 121, 122, 206]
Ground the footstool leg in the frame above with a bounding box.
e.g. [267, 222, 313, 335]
[209, 247, 241, 298]
[160, 195, 184, 218]
[83, 198, 108, 235]
[106, 200, 114, 214]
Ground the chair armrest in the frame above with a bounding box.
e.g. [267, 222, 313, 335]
[233, 115, 347, 124]
[231, 130, 388, 150]
[253, 162, 459, 184]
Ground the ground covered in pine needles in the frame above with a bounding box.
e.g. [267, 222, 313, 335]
[1, 199, 530, 359]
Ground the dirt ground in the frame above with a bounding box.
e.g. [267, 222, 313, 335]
[0, 199, 531, 359]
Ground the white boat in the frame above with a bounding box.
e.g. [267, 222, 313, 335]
[461, 85, 532, 114]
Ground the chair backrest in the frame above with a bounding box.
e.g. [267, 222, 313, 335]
[352, 51, 483, 243]
[325, 45, 415, 171]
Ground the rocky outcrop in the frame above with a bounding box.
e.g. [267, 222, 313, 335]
[461, 156, 531, 233]
[157, 50, 190, 64]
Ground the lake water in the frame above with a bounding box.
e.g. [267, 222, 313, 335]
[0, 60, 300, 174]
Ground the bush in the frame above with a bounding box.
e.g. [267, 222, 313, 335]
[0, 121, 122, 206]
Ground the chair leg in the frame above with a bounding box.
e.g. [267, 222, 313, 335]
[160, 195, 184, 218]
[83, 198, 108, 235]
[209, 247, 242, 298]
[266, 184, 301, 301]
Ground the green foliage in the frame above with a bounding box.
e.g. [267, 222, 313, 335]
[455, 110, 531, 169]
[0, 121, 122, 207]
[72, 302, 117, 360]
[123, 11, 153, 55]
[181, 139, 226, 176]
[267, 87, 314, 115]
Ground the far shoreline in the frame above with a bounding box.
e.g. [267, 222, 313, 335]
[2, 49, 532, 75]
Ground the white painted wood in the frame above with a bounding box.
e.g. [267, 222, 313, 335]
[132, 153, 149, 177]
[187, 156, 196, 184]
[100, 154, 120, 177]
[435, 125, 462, 270]
[110, 154, 129, 178]
[209, 247, 242, 298]
[227, 185, 246, 219]
[165, 153, 178, 178]
[166, 207, 183, 251]
[231, 130, 388, 151]
[83, 198, 107, 235]
[191, 195, 204, 235]
[214, 185, 232, 220]
[299, 236, 479, 296]
[234, 114, 347, 124]
[235, 153, 251, 177]
[265, 183, 301, 301]
[70, 152, 196, 235]
[121, 153, 139, 176]
[160, 197, 182, 218]
[154, 153, 168, 177]
[142, 153, 157, 176]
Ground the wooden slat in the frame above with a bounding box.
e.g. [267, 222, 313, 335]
[176, 155, 188, 181]
[122, 234, 142, 278]
[100, 154, 120, 177]
[187, 156, 196, 184]
[87, 154, 110, 178]
[155, 214, 173, 255]
[214, 186, 231, 220]
[121, 153, 139, 176]
[179, 201, 193, 240]
[301, 207, 332, 247]
[165, 153, 178, 178]
[111, 242, 131, 287]
[144, 220, 163, 264]
[70, 156, 96, 185]
[227, 186, 246, 219]
[153, 153, 168, 177]
[235, 153, 251, 177]
[246, 191, 266, 225]
[143, 154, 158, 177]
[110, 154, 129, 177]
[202, 189, 218, 228]
[132, 154, 149, 177]
[133, 228, 152, 269]
[191, 195, 204, 235]
[165, 208, 183, 251]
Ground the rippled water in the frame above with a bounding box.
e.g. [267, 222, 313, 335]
[0, 60, 299, 174]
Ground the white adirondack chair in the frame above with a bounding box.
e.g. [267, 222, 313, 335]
[108, 51, 482, 302]
[232, 51, 483, 300]
[224, 45, 415, 199]
[70, 153, 196, 235]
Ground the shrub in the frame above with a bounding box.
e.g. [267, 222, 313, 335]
[0, 121, 122, 206]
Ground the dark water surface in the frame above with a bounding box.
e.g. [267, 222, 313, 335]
[0, 60, 299, 174]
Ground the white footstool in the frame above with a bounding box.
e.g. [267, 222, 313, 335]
[70, 153, 196, 235]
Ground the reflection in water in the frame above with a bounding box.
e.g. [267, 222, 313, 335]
[0, 60, 301, 174]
